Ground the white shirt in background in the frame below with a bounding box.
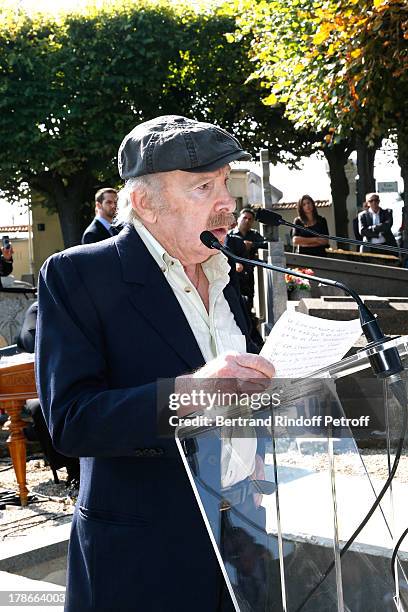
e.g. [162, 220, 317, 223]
[369, 208, 385, 244]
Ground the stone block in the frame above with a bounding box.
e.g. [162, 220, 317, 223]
[296, 296, 408, 336]
[0, 291, 35, 347]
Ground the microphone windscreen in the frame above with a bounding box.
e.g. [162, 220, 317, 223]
[255, 208, 282, 226]
[200, 231, 221, 249]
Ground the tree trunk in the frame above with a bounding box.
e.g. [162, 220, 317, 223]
[55, 195, 87, 248]
[356, 135, 378, 207]
[31, 169, 97, 248]
[323, 140, 354, 243]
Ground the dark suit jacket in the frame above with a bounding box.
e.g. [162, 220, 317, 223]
[17, 301, 37, 353]
[81, 218, 112, 244]
[36, 225, 252, 612]
[0, 254, 13, 289]
[352, 216, 362, 242]
[358, 208, 397, 247]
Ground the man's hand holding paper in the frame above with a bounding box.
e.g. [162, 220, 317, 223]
[175, 351, 275, 416]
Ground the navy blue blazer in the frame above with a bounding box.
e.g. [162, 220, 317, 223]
[81, 217, 112, 244]
[36, 225, 251, 612]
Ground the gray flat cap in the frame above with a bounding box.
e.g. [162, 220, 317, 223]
[118, 115, 251, 179]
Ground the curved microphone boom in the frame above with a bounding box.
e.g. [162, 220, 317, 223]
[255, 208, 408, 255]
[200, 230, 403, 379]
[201, 229, 408, 610]
[200, 231, 222, 250]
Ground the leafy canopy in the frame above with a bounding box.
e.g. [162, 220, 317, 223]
[234, 0, 408, 144]
[0, 0, 313, 214]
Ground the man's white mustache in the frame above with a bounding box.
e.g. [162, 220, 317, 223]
[206, 213, 236, 230]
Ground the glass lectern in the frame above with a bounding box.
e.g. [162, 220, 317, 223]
[175, 336, 408, 612]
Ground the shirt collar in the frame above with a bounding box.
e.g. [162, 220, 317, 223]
[96, 216, 112, 232]
[133, 218, 230, 283]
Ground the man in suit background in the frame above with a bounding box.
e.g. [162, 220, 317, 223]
[81, 187, 118, 244]
[226, 208, 267, 314]
[0, 238, 13, 288]
[359, 192, 398, 254]
[36, 115, 275, 611]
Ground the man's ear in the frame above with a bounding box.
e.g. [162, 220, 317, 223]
[130, 189, 157, 224]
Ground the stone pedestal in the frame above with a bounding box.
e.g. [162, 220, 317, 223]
[296, 295, 408, 336]
[0, 290, 36, 347]
[289, 288, 312, 301]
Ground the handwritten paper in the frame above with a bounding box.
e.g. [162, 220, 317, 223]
[260, 310, 362, 378]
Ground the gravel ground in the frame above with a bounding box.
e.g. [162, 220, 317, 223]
[0, 457, 76, 541]
[267, 447, 408, 483]
[1, 446, 408, 541]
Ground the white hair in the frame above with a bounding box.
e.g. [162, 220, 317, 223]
[115, 174, 165, 226]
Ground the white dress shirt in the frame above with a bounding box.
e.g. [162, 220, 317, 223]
[96, 215, 114, 235]
[133, 220, 257, 487]
[369, 208, 385, 244]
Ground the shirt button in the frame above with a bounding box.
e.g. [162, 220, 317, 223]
[161, 267, 166, 273]
[184, 287, 191, 293]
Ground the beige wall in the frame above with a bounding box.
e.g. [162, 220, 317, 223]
[229, 169, 249, 211]
[32, 206, 64, 281]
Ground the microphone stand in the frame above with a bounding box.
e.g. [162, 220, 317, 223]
[200, 231, 403, 378]
[255, 208, 408, 256]
[200, 230, 408, 610]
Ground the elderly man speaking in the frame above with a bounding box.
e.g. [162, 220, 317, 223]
[36, 116, 275, 612]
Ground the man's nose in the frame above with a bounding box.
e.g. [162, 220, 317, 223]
[214, 185, 236, 212]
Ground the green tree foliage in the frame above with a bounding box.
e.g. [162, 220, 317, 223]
[236, 0, 407, 137]
[0, 2, 190, 245]
[234, 0, 408, 210]
[166, 3, 316, 162]
[0, 0, 315, 247]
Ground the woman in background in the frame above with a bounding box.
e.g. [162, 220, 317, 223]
[292, 194, 329, 257]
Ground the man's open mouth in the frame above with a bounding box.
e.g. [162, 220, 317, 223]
[207, 227, 227, 241]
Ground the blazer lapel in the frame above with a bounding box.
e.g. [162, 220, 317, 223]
[95, 219, 112, 239]
[115, 225, 205, 370]
[115, 225, 250, 366]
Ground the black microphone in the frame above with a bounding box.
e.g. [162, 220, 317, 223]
[202, 229, 405, 609]
[200, 230, 403, 378]
[255, 208, 408, 255]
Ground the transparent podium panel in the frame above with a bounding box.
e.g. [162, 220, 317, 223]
[175, 336, 408, 612]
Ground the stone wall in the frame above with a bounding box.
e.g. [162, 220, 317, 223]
[0, 290, 36, 347]
[296, 296, 408, 336]
[286, 252, 408, 297]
